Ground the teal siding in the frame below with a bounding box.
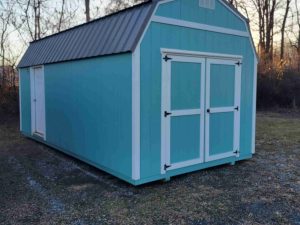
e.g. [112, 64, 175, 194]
[20, 54, 133, 181]
[171, 115, 201, 163]
[155, 0, 246, 31]
[171, 62, 201, 110]
[140, 2, 254, 179]
[19, 68, 31, 134]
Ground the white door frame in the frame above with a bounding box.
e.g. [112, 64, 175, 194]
[205, 58, 241, 162]
[30, 66, 46, 140]
[161, 54, 205, 174]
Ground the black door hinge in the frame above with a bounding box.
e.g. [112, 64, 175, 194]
[164, 111, 172, 117]
[164, 164, 171, 170]
[207, 109, 210, 113]
[163, 55, 172, 62]
[236, 61, 243, 66]
[234, 106, 239, 111]
[233, 150, 240, 155]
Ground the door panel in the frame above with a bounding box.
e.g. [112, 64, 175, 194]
[210, 64, 235, 108]
[162, 55, 205, 173]
[170, 115, 201, 164]
[171, 62, 201, 110]
[209, 112, 234, 156]
[205, 59, 241, 162]
[34, 69, 45, 134]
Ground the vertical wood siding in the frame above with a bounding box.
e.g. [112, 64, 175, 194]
[20, 54, 133, 181]
[140, 0, 255, 179]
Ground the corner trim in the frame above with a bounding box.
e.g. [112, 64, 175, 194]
[252, 58, 258, 154]
[18, 70, 22, 131]
[132, 45, 141, 180]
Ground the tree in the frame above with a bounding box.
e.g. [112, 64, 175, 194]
[85, 0, 90, 22]
[0, 1, 15, 90]
[105, 0, 145, 14]
[248, 0, 278, 64]
[291, 0, 300, 71]
[280, 0, 292, 62]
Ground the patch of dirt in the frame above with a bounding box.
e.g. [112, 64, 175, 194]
[0, 112, 299, 225]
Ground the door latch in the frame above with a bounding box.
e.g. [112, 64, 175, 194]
[164, 164, 171, 170]
[234, 106, 239, 111]
[164, 111, 172, 117]
[207, 109, 210, 113]
[235, 61, 243, 66]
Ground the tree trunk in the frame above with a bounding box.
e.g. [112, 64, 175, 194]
[85, 0, 90, 22]
[280, 0, 291, 61]
[58, 0, 66, 32]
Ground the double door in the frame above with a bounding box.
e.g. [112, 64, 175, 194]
[161, 53, 241, 173]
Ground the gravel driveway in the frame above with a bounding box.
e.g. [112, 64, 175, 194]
[0, 112, 299, 225]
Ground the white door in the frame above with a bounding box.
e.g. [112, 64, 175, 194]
[205, 59, 241, 162]
[31, 66, 46, 138]
[161, 55, 205, 173]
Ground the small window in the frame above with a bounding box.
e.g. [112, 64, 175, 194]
[199, 0, 215, 10]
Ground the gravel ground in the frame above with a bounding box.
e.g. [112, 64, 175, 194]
[0, 112, 299, 225]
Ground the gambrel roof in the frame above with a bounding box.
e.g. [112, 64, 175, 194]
[18, 0, 254, 68]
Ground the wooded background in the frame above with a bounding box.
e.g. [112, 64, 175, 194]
[0, 0, 300, 114]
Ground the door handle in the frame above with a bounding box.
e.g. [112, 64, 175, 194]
[234, 106, 239, 111]
[207, 109, 210, 113]
[164, 111, 172, 117]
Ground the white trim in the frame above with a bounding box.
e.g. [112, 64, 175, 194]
[161, 54, 205, 173]
[30, 67, 35, 135]
[209, 107, 236, 114]
[30, 65, 46, 141]
[168, 158, 203, 171]
[205, 58, 241, 162]
[152, 16, 249, 37]
[132, 45, 141, 180]
[161, 48, 243, 61]
[171, 109, 202, 117]
[18, 70, 22, 131]
[252, 58, 258, 154]
[135, 0, 175, 49]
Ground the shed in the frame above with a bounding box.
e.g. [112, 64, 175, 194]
[18, 0, 258, 185]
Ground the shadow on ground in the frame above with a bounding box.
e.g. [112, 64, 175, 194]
[0, 112, 299, 225]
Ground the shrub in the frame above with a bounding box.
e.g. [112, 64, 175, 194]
[257, 69, 300, 109]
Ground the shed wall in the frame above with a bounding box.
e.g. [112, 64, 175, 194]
[20, 53, 133, 180]
[139, 0, 255, 180]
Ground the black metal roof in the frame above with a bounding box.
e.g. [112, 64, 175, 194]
[18, 1, 156, 68]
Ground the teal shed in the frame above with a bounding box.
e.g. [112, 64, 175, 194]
[18, 0, 258, 185]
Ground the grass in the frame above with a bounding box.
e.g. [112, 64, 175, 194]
[0, 112, 299, 225]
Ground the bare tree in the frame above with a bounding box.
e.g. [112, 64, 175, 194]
[85, 0, 90, 22]
[249, 0, 278, 64]
[57, 0, 66, 32]
[0, 1, 14, 90]
[291, 0, 300, 71]
[105, 0, 145, 14]
[280, 0, 292, 62]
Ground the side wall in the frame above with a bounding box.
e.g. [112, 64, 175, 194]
[139, 0, 256, 180]
[19, 53, 133, 181]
